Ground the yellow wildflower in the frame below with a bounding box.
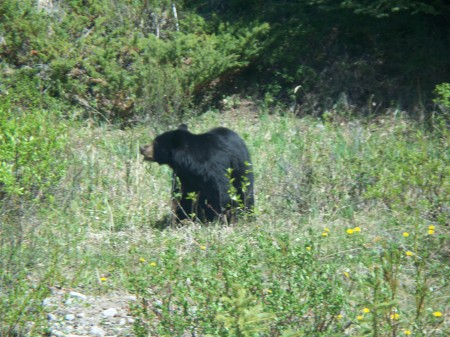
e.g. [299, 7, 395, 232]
[357, 315, 364, 321]
[139, 257, 146, 263]
[354, 227, 361, 232]
[322, 232, 328, 237]
[306, 246, 312, 251]
[199, 245, 207, 250]
[432, 311, 442, 317]
[404, 329, 412, 335]
[403, 232, 409, 237]
[428, 229, 435, 235]
[405, 251, 414, 257]
[363, 308, 370, 313]
[346, 228, 354, 235]
[100, 277, 107, 282]
[428, 225, 435, 230]
[390, 313, 400, 320]
[149, 262, 157, 267]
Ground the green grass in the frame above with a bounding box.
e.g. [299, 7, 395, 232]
[1, 108, 449, 336]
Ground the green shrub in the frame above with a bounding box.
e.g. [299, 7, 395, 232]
[0, 106, 69, 336]
[434, 83, 450, 109]
[0, 109, 68, 202]
[363, 120, 449, 226]
[1, 0, 270, 124]
[0, 265, 53, 336]
[132, 21, 269, 122]
[129, 228, 352, 336]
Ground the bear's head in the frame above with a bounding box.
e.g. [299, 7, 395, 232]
[140, 124, 189, 165]
[140, 143, 154, 161]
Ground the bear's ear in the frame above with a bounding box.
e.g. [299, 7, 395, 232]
[178, 124, 188, 131]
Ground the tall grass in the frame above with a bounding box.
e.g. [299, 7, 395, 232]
[1, 108, 448, 336]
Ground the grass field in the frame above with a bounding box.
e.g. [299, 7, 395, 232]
[1, 107, 449, 336]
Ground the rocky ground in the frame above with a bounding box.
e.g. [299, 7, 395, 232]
[44, 288, 137, 337]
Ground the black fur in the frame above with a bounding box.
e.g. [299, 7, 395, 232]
[141, 124, 254, 223]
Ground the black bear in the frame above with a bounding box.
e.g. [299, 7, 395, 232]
[140, 124, 254, 223]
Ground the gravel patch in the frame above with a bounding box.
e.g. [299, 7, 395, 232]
[44, 288, 137, 337]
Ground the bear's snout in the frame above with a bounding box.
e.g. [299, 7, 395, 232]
[140, 145, 154, 161]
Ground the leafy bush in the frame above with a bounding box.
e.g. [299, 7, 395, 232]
[0, 267, 52, 336]
[0, 107, 68, 336]
[434, 82, 450, 113]
[363, 122, 449, 225]
[129, 231, 347, 336]
[1, 0, 269, 124]
[0, 108, 68, 202]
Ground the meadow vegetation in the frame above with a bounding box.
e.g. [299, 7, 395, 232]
[1, 1, 449, 336]
[1, 106, 448, 336]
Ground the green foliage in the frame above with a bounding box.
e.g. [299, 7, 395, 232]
[135, 22, 268, 121]
[266, 114, 449, 228]
[0, 0, 49, 65]
[187, 0, 450, 114]
[0, 109, 68, 201]
[0, 209, 70, 337]
[0, 104, 69, 336]
[434, 82, 450, 109]
[0, 0, 269, 123]
[226, 162, 253, 218]
[127, 112, 448, 336]
[129, 228, 350, 336]
[361, 121, 449, 225]
[2, 0, 448, 119]
[215, 287, 275, 337]
[0, 110, 447, 336]
[0, 274, 51, 336]
[0, 1, 448, 334]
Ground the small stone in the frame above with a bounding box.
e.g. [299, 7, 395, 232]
[64, 314, 76, 321]
[43, 297, 53, 306]
[48, 313, 58, 321]
[63, 326, 74, 333]
[102, 307, 118, 318]
[50, 329, 66, 337]
[69, 291, 87, 301]
[89, 326, 105, 337]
